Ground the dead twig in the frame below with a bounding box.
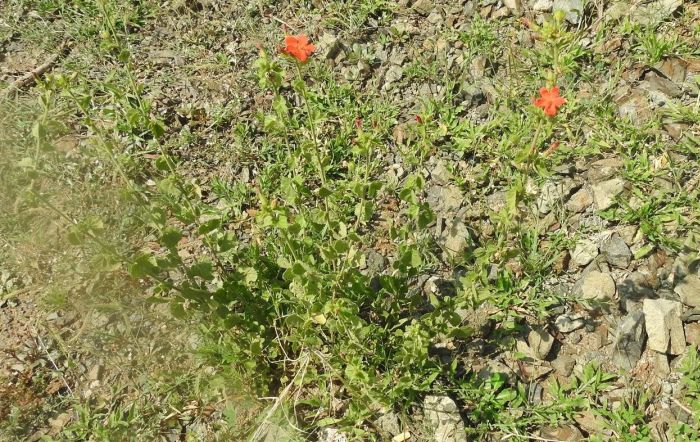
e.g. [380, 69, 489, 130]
[1, 41, 72, 98]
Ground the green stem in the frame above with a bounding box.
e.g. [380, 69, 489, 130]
[295, 64, 326, 187]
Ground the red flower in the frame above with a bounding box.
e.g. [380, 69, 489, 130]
[533, 86, 566, 117]
[282, 34, 315, 62]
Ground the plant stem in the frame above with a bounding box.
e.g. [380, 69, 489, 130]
[295, 64, 326, 187]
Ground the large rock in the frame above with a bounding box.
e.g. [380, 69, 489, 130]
[600, 233, 632, 268]
[643, 299, 685, 355]
[423, 395, 467, 442]
[611, 311, 646, 370]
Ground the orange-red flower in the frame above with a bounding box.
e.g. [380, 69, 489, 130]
[533, 86, 566, 117]
[282, 34, 315, 62]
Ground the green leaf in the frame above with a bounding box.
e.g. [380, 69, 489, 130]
[198, 218, 221, 235]
[169, 300, 186, 319]
[187, 261, 214, 280]
[160, 227, 182, 248]
[128, 254, 159, 278]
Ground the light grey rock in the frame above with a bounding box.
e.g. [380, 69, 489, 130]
[424, 395, 467, 442]
[631, 0, 682, 27]
[503, 0, 523, 14]
[318, 428, 348, 442]
[643, 299, 685, 355]
[440, 220, 470, 259]
[536, 179, 577, 214]
[426, 184, 462, 214]
[532, 0, 554, 11]
[577, 271, 616, 302]
[571, 239, 598, 267]
[591, 178, 625, 210]
[376, 412, 402, 436]
[553, 0, 584, 24]
[675, 275, 700, 308]
[384, 65, 404, 85]
[554, 313, 586, 333]
[412, 0, 434, 15]
[600, 233, 632, 268]
[612, 311, 645, 370]
[528, 326, 555, 360]
[427, 11, 443, 25]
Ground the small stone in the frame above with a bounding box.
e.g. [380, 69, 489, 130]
[88, 365, 104, 381]
[412, 0, 434, 15]
[685, 323, 700, 346]
[376, 412, 401, 436]
[551, 354, 575, 377]
[537, 179, 577, 214]
[423, 395, 467, 442]
[540, 425, 584, 441]
[528, 326, 555, 360]
[578, 271, 616, 302]
[631, 0, 682, 27]
[555, 314, 586, 333]
[318, 428, 348, 442]
[600, 233, 632, 268]
[426, 184, 462, 214]
[553, 0, 584, 24]
[643, 299, 685, 355]
[532, 0, 553, 11]
[503, 0, 523, 14]
[566, 188, 593, 213]
[427, 11, 443, 25]
[392, 433, 411, 442]
[653, 351, 671, 376]
[591, 178, 625, 210]
[674, 275, 700, 307]
[440, 220, 470, 259]
[571, 239, 598, 267]
[612, 311, 646, 370]
[586, 157, 623, 182]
